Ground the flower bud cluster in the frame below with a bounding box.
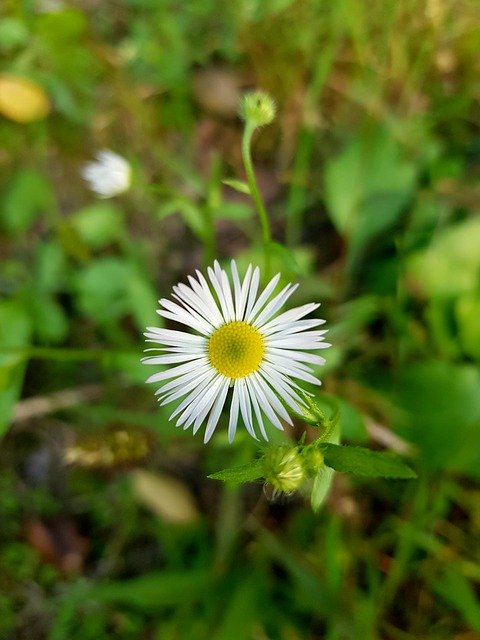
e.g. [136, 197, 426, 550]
[262, 443, 325, 497]
[239, 90, 276, 127]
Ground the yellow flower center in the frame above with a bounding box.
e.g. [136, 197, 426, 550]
[208, 321, 265, 379]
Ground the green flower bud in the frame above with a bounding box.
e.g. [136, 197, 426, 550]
[239, 90, 276, 127]
[262, 445, 305, 495]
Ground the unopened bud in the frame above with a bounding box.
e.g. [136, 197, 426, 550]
[239, 90, 276, 127]
[262, 445, 305, 495]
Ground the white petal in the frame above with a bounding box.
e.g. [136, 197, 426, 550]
[169, 373, 219, 419]
[266, 336, 328, 349]
[155, 363, 213, 396]
[260, 303, 320, 332]
[259, 363, 303, 413]
[248, 373, 285, 431]
[142, 354, 201, 365]
[228, 382, 240, 443]
[238, 378, 257, 439]
[246, 272, 281, 323]
[253, 373, 292, 424]
[253, 283, 298, 327]
[180, 375, 224, 429]
[146, 357, 209, 383]
[266, 348, 326, 366]
[203, 378, 230, 442]
[261, 319, 325, 337]
[159, 369, 215, 405]
[219, 265, 236, 322]
[245, 378, 268, 440]
[244, 266, 260, 319]
[207, 263, 231, 323]
[144, 327, 205, 345]
[173, 282, 223, 326]
[174, 375, 223, 426]
[159, 299, 213, 335]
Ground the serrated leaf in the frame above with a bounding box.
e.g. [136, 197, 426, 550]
[222, 178, 251, 195]
[208, 461, 263, 485]
[320, 443, 417, 479]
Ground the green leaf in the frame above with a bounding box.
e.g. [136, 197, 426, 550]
[30, 295, 69, 344]
[408, 217, 480, 299]
[74, 257, 130, 324]
[0, 301, 32, 437]
[320, 443, 417, 479]
[208, 461, 263, 485]
[34, 241, 67, 293]
[324, 125, 415, 253]
[2, 169, 54, 234]
[0, 18, 29, 51]
[267, 241, 307, 276]
[213, 574, 263, 640]
[433, 568, 480, 631]
[222, 178, 251, 195]
[212, 201, 252, 220]
[70, 202, 124, 249]
[91, 570, 211, 609]
[393, 361, 480, 477]
[126, 270, 159, 332]
[456, 293, 480, 359]
[157, 198, 205, 240]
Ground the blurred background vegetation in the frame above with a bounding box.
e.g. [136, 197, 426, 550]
[1, 0, 480, 638]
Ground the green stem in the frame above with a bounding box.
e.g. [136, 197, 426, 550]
[241, 123, 272, 277]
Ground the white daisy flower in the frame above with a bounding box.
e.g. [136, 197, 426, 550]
[143, 260, 330, 443]
[81, 150, 131, 198]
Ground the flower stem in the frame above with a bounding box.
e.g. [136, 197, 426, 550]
[241, 122, 272, 277]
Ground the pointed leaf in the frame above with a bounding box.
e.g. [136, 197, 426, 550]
[222, 178, 251, 195]
[320, 443, 416, 479]
[208, 461, 263, 485]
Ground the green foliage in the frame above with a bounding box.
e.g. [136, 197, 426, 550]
[0, 301, 31, 436]
[324, 124, 416, 267]
[91, 570, 212, 609]
[1, 1, 480, 638]
[320, 443, 417, 479]
[1, 169, 54, 234]
[208, 461, 263, 484]
[393, 361, 480, 477]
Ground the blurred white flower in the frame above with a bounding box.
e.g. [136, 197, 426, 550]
[82, 150, 131, 198]
[143, 260, 330, 443]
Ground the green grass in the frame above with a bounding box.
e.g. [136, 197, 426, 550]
[1, 1, 480, 638]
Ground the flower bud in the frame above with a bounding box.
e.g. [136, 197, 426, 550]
[262, 445, 305, 495]
[239, 90, 276, 127]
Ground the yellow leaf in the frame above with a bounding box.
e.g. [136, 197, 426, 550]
[131, 469, 200, 524]
[0, 74, 50, 123]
